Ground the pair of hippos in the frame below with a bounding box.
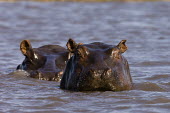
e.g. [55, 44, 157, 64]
[17, 39, 132, 91]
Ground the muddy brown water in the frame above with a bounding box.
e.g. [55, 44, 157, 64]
[0, 1, 170, 113]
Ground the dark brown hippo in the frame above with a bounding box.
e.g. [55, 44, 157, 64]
[17, 40, 69, 81]
[60, 39, 132, 91]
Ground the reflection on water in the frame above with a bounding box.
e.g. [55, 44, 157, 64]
[0, 1, 170, 113]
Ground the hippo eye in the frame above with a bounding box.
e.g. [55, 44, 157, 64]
[111, 49, 120, 59]
[25, 57, 36, 66]
[76, 47, 89, 59]
[77, 50, 82, 57]
[106, 48, 120, 59]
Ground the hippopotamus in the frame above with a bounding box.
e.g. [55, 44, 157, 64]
[17, 40, 69, 81]
[60, 39, 132, 91]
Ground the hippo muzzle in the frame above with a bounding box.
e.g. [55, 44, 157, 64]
[28, 70, 63, 81]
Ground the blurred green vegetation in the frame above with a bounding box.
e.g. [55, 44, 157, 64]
[0, 0, 169, 2]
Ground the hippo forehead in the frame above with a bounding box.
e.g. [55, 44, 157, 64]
[71, 43, 123, 68]
[76, 42, 119, 57]
[81, 42, 113, 50]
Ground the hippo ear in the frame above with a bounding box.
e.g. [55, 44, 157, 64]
[20, 40, 34, 59]
[117, 40, 128, 53]
[66, 38, 78, 53]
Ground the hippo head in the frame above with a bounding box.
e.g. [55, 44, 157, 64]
[17, 40, 68, 81]
[60, 39, 132, 91]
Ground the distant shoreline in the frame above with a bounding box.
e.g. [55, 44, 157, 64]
[0, 0, 170, 2]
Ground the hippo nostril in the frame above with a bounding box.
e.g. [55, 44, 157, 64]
[90, 70, 97, 74]
[107, 68, 112, 72]
[90, 69, 112, 75]
[105, 68, 112, 75]
[106, 68, 112, 75]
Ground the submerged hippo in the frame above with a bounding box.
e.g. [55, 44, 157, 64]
[17, 40, 69, 81]
[60, 39, 132, 91]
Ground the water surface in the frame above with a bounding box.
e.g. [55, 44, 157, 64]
[0, 1, 170, 113]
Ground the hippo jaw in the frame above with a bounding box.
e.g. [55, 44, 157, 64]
[60, 39, 132, 91]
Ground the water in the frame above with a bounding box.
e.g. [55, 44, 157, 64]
[0, 1, 170, 113]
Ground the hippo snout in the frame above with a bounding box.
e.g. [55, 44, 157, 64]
[89, 68, 112, 78]
[29, 70, 63, 81]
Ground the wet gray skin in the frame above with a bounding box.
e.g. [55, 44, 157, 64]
[60, 39, 132, 91]
[17, 40, 69, 81]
